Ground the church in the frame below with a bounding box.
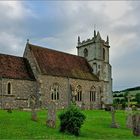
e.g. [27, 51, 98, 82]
[0, 30, 113, 109]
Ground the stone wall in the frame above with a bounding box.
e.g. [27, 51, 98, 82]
[24, 44, 41, 79]
[38, 75, 68, 109]
[78, 43, 96, 61]
[77, 42, 109, 64]
[70, 78, 101, 109]
[0, 78, 36, 109]
[38, 75, 102, 109]
[77, 41, 111, 82]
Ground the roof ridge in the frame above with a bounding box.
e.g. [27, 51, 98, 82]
[28, 43, 85, 59]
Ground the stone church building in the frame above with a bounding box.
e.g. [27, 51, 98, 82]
[0, 30, 113, 109]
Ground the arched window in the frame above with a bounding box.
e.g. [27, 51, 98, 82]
[75, 85, 82, 101]
[103, 48, 105, 60]
[84, 48, 88, 57]
[7, 82, 11, 94]
[90, 86, 96, 102]
[51, 83, 59, 100]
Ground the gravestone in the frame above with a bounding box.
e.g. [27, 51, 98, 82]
[125, 107, 133, 129]
[132, 114, 140, 136]
[81, 102, 85, 110]
[90, 102, 94, 110]
[47, 101, 56, 128]
[30, 95, 37, 121]
[126, 114, 133, 129]
[110, 106, 119, 128]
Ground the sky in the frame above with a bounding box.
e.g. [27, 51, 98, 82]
[0, 1, 139, 91]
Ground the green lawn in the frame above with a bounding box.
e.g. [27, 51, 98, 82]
[0, 109, 139, 140]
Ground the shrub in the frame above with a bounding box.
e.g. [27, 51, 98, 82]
[7, 108, 12, 113]
[59, 104, 86, 136]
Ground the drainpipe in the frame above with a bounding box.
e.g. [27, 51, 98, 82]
[1, 77, 3, 109]
[67, 77, 71, 107]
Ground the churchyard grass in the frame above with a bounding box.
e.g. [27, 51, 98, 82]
[0, 109, 139, 140]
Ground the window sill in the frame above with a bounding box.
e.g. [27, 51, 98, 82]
[1, 94, 15, 97]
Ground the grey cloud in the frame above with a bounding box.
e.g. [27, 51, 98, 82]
[0, 1, 139, 91]
[0, 1, 34, 56]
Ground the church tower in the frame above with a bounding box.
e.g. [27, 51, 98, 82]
[77, 30, 113, 105]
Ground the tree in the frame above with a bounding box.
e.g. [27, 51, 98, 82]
[120, 99, 125, 104]
[113, 98, 120, 104]
[113, 94, 118, 97]
[135, 93, 140, 104]
[124, 92, 129, 102]
[117, 94, 124, 97]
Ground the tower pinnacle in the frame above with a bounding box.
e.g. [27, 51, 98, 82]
[106, 35, 109, 44]
[27, 39, 29, 44]
[94, 30, 96, 38]
[78, 36, 80, 45]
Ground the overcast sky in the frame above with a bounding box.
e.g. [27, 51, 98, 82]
[0, 1, 139, 91]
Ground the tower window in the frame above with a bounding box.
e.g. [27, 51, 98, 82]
[103, 48, 105, 60]
[84, 48, 88, 57]
[7, 82, 11, 94]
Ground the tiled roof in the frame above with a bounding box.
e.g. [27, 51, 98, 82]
[0, 54, 35, 80]
[28, 43, 98, 81]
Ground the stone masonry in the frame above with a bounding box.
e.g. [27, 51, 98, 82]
[37, 75, 102, 109]
[0, 78, 36, 109]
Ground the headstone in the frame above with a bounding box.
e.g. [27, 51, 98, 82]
[90, 102, 93, 110]
[47, 101, 56, 128]
[126, 114, 133, 129]
[132, 114, 140, 136]
[125, 107, 132, 112]
[30, 95, 37, 121]
[125, 107, 133, 129]
[81, 102, 85, 110]
[110, 106, 119, 128]
[31, 108, 37, 121]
